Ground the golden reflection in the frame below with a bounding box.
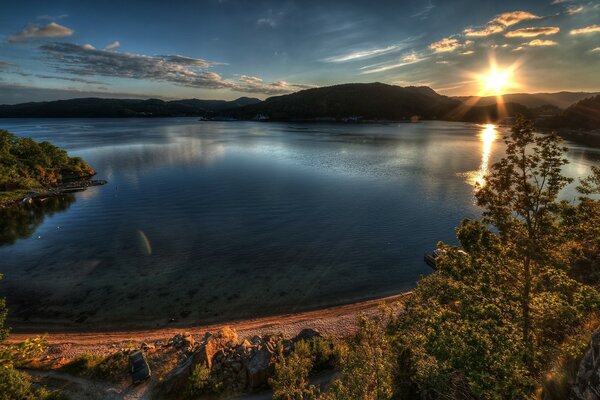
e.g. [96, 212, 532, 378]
[475, 124, 497, 187]
[464, 124, 497, 188]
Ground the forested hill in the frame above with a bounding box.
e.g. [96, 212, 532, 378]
[226, 83, 461, 121]
[0, 97, 261, 118]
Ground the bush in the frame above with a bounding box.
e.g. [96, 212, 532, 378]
[59, 353, 103, 376]
[0, 367, 32, 400]
[185, 363, 223, 398]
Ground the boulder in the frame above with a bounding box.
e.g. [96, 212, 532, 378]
[246, 344, 277, 390]
[571, 331, 600, 399]
[294, 328, 322, 342]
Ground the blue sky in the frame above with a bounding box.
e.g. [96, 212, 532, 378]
[0, 0, 599, 103]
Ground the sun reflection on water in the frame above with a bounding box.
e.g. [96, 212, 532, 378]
[463, 124, 498, 189]
[474, 124, 497, 187]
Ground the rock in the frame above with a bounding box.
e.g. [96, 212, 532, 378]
[246, 345, 277, 390]
[294, 328, 322, 342]
[571, 331, 600, 399]
[140, 342, 155, 351]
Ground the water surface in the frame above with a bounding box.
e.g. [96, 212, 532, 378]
[0, 118, 598, 330]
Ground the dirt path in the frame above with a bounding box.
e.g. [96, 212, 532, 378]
[9, 292, 409, 358]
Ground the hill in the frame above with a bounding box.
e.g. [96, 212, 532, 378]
[226, 82, 461, 121]
[541, 95, 600, 131]
[0, 97, 261, 118]
[455, 91, 600, 109]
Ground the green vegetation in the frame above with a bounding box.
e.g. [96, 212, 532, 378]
[185, 362, 224, 398]
[269, 116, 600, 399]
[59, 353, 104, 377]
[0, 129, 95, 204]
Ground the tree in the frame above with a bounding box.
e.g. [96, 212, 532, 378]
[475, 115, 572, 362]
[326, 313, 394, 400]
[270, 340, 320, 400]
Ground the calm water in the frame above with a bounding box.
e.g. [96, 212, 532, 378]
[0, 118, 598, 330]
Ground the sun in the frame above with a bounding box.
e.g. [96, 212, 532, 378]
[480, 67, 513, 96]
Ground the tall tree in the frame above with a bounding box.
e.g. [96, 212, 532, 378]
[475, 115, 572, 362]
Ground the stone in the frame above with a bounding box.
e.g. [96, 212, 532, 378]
[571, 331, 600, 399]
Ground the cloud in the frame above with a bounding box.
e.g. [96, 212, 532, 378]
[8, 22, 74, 43]
[505, 27, 560, 37]
[590, 47, 600, 53]
[513, 46, 525, 51]
[566, 5, 583, 14]
[36, 14, 68, 21]
[411, 2, 435, 20]
[360, 52, 425, 74]
[257, 18, 277, 27]
[527, 39, 558, 46]
[570, 25, 600, 35]
[461, 50, 475, 55]
[429, 38, 461, 53]
[38, 42, 310, 95]
[323, 45, 399, 62]
[491, 11, 541, 27]
[463, 10, 540, 37]
[104, 41, 120, 50]
[82, 44, 95, 50]
[464, 25, 504, 37]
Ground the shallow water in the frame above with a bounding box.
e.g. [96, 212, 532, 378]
[0, 118, 598, 330]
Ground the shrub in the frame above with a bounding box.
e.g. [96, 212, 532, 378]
[185, 363, 223, 398]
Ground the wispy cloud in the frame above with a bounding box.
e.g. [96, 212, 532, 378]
[591, 47, 600, 53]
[429, 37, 462, 53]
[464, 25, 504, 37]
[411, 2, 435, 20]
[38, 42, 311, 95]
[566, 5, 583, 14]
[8, 22, 74, 43]
[491, 11, 541, 27]
[463, 10, 540, 37]
[360, 52, 425, 74]
[104, 41, 120, 50]
[527, 39, 558, 46]
[570, 25, 600, 35]
[505, 27, 560, 37]
[36, 14, 68, 21]
[257, 18, 277, 27]
[323, 45, 400, 63]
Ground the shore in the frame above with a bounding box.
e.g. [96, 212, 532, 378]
[0, 178, 106, 209]
[8, 291, 410, 358]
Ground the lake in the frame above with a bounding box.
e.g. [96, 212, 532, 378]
[0, 118, 598, 331]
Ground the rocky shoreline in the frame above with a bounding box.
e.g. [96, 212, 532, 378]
[0, 178, 107, 209]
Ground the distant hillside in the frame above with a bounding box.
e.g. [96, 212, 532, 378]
[541, 95, 600, 131]
[455, 92, 600, 109]
[0, 97, 261, 118]
[226, 82, 461, 121]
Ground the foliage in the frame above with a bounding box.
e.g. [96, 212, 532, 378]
[185, 362, 223, 398]
[0, 336, 48, 369]
[325, 313, 395, 400]
[388, 116, 600, 398]
[270, 340, 321, 400]
[0, 129, 94, 193]
[59, 353, 104, 376]
[93, 351, 129, 381]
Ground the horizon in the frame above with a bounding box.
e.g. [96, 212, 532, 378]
[1, 1, 600, 103]
[2, 82, 600, 106]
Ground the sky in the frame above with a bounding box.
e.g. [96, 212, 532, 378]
[0, 0, 599, 104]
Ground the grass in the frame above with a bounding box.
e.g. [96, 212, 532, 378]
[59, 354, 104, 377]
[0, 189, 35, 206]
